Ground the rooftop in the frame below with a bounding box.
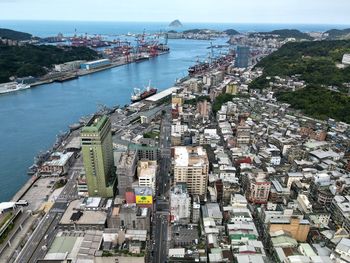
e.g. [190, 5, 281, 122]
[145, 87, 179, 102]
[134, 186, 153, 196]
[138, 160, 157, 178]
[44, 152, 73, 167]
[82, 115, 108, 133]
[174, 146, 208, 167]
[82, 58, 110, 65]
[60, 200, 107, 225]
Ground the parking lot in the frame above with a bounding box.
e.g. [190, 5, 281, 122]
[22, 177, 59, 211]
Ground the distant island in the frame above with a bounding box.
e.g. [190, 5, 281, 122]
[249, 39, 350, 123]
[169, 19, 183, 27]
[0, 28, 32, 41]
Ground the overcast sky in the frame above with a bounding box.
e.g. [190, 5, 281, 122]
[0, 0, 349, 24]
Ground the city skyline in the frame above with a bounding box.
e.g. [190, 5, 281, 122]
[0, 0, 350, 25]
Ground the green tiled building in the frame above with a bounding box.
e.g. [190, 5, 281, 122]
[81, 115, 116, 197]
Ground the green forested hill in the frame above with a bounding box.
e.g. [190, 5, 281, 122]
[326, 28, 350, 39]
[275, 86, 350, 123]
[251, 40, 350, 89]
[249, 40, 350, 123]
[250, 29, 312, 40]
[0, 28, 32, 40]
[0, 44, 100, 83]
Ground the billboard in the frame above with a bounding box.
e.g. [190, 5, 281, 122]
[136, 195, 153, 205]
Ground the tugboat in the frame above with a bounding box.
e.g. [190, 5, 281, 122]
[131, 81, 157, 103]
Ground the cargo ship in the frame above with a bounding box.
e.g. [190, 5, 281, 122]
[188, 62, 210, 76]
[131, 82, 157, 102]
[188, 53, 235, 76]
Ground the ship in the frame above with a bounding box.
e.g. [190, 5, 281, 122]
[188, 62, 210, 76]
[135, 54, 150, 63]
[131, 82, 157, 103]
[188, 53, 235, 76]
[0, 82, 31, 95]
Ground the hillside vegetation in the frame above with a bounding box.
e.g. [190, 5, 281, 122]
[326, 28, 350, 39]
[250, 40, 350, 91]
[249, 40, 350, 123]
[250, 29, 312, 40]
[224, 29, 240, 36]
[0, 44, 99, 83]
[0, 28, 32, 40]
[276, 86, 350, 123]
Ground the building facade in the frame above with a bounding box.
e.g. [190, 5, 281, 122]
[235, 46, 250, 68]
[170, 184, 191, 223]
[173, 146, 209, 199]
[137, 160, 157, 192]
[116, 150, 138, 195]
[81, 115, 117, 198]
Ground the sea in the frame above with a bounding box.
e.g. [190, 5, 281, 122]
[0, 20, 349, 202]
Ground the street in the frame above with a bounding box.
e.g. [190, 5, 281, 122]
[14, 156, 83, 263]
[153, 108, 171, 263]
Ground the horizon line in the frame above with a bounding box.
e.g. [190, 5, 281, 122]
[1, 19, 350, 26]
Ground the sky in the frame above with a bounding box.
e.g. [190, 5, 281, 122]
[0, 0, 349, 25]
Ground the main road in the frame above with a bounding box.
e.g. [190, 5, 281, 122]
[153, 107, 172, 263]
[14, 157, 83, 263]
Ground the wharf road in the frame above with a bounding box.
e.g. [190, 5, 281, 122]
[15, 156, 82, 263]
[153, 108, 171, 263]
[0, 210, 32, 261]
[14, 212, 59, 263]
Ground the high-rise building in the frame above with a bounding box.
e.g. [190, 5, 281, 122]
[137, 160, 157, 193]
[173, 146, 209, 199]
[116, 150, 138, 195]
[81, 115, 117, 198]
[236, 125, 251, 146]
[234, 46, 250, 68]
[170, 183, 191, 223]
[246, 173, 271, 204]
[192, 196, 201, 223]
[197, 100, 211, 120]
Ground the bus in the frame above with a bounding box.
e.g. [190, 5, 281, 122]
[16, 200, 29, 206]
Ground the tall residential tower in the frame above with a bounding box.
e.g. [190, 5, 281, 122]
[81, 115, 117, 198]
[234, 46, 250, 68]
[173, 146, 209, 200]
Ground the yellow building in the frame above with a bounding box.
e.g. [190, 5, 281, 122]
[225, 83, 238, 95]
[269, 217, 310, 242]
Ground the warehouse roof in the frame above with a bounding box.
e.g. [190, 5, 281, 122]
[145, 87, 179, 102]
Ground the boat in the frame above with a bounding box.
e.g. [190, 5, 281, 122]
[69, 123, 82, 131]
[188, 62, 210, 76]
[0, 82, 31, 94]
[135, 54, 150, 63]
[27, 164, 38, 176]
[188, 53, 235, 76]
[131, 82, 157, 103]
